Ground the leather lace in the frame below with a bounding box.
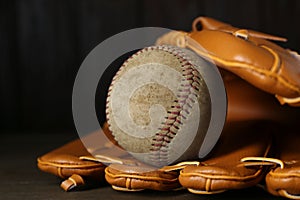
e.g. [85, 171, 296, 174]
[240, 156, 284, 169]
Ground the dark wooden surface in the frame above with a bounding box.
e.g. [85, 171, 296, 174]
[0, 132, 283, 200]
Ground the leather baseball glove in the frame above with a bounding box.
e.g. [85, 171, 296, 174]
[104, 16, 300, 196]
[37, 122, 120, 191]
[265, 126, 300, 199]
[103, 70, 299, 193]
[156, 16, 300, 198]
[37, 16, 300, 199]
[37, 121, 184, 191]
[156, 16, 300, 106]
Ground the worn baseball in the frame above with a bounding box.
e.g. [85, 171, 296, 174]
[106, 45, 226, 167]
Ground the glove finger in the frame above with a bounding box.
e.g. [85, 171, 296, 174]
[266, 129, 300, 199]
[105, 162, 182, 191]
[156, 17, 300, 106]
[179, 121, 274, 194]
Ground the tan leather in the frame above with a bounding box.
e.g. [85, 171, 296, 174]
[103, 72, 300, 192]
[156, 17, 300, 196]
[105, 121, 274, 193]
[37, 135, 106, 191]
[177, 73, 300, 195]
[265, 129, 300, 199]
[222, 70, 298, 123]
[37, 123, 117, 191]
[179, 121, 273, 194]
[176, 73, 300, 196]
[60, 174, 85, 191]
[38, 17, 300, 194]
[156, 16, 300, 106]
[37, 72, 300, 193]
[105, 163, 181, 191]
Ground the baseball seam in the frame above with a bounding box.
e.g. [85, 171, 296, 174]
[106, 45, 202, 166]
[148, 46, 202, 166]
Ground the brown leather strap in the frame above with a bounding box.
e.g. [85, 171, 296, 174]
[192, 16, 287, 42]
[60, 174, 85, 191]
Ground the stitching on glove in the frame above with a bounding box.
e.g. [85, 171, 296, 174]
[240, 157, 284, 169]
[185, 37, 300, 95]
[192, 16, 287, 42]
[104, 167, 178, 183]
[37, 157, 103, 168]
[276, 95, 300, 106]
[233, 29, 249, 40]
[160, 161, 201, 172]
[187, 188, 226, 195]
[279, 190, 300, 200]
[112, 185, 144, 192]
[179, 168, 263, 181]
[80, 155, 123, 165]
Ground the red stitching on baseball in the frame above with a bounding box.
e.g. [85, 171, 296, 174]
[106, 45, 203, 166]
[147, 45, 202, 166]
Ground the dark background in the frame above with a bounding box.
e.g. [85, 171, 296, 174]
[1, 0, 300, 134]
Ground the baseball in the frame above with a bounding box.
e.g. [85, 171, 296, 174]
[106, 45, 226, 167]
